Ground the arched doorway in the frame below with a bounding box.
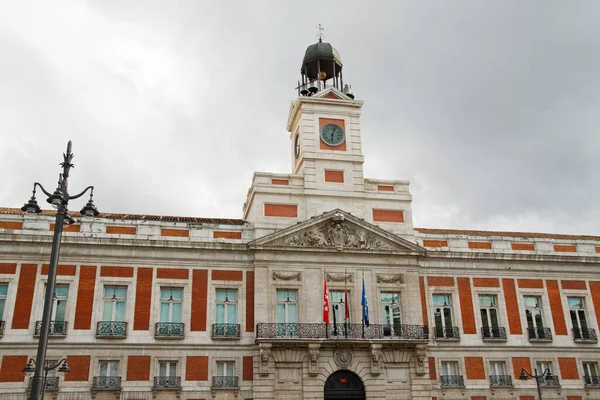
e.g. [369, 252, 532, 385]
[324, 370, 366, 400]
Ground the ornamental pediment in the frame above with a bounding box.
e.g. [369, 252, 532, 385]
[249, 209, 424, 254]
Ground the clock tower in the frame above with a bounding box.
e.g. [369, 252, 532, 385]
[243, 39, 415, 240]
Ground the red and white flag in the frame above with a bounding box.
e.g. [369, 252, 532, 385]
[323, 276, 330, 323]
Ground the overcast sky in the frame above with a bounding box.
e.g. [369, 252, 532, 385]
[1, 1, 599, 235]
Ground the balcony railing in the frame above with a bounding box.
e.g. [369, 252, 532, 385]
[585, 375, 600, 386]
[34, 321, 67, 337]
[212, 324, 241, 339]
[541, 375, 560, 387]
[96, 321, 127, 338]
[93, 376, 121, 389]
[212, 376, 239, 388]
[256, 323, 429, 340]
[153, 376, 181, 389]
[527, 327, 552, 341]
[0, 320, 4, 336]
[490, 375, 512, 387]
[434, 326, 460, 340]
[29, 376, 59, 390]
[441, 375, 464, 387]
[155, 322, 184, 338]
[481, 327, 507, 340]
[573, 328, 597, 342]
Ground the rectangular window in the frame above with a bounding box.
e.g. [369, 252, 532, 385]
[52, 285, 69, 321]
[479, 294, 501, 338]
[568, 297, 590, 339]
[216, 361, 234, 377]
[329, 290, 350, 324]
[160, 288, 182, 323]
[524, 296, 546, 339]
[276, 289, 297, 337]
[440, 361, 463, 386]
[536, 361, 559, 386]
[489, 361, 505, 376]
[489, 361, 510, 386]
[0, 284, 7, 321]
[216, 289, 237, 325]
[99, 361, 119, 377]
[433, 294, 455, 338]
[583, 362, 600, 386]
[159, 361, 177, 377]
[102, 287, 127, 322]
[381, 292, 401, 336]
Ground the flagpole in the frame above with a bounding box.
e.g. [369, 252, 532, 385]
[344, 267, 348, 339]
[324, 270, 329, 338]
[361, 270, 365, 339]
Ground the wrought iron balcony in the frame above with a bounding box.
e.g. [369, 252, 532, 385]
[155, 322, 184, 338]
[441, 375, 464, 387]
[490, 374, 512, 387]
[34, 321, 68, 337]
[93, 376, 121, 389]
[573, 327, 598, 342]
[29, 376, 59, 390]
[96, 321, 127, 338]
[540, 375, 560, 387]
[481, 327, 507, 340]
[153, 376, 181, 389]
[0, 320, 4, 336]
[212, 375, 239, 388]
[434, 326, 460, 340]
[585, 375, 600, 386]
[212, 324, 241, 339]
[255, 323, 429, 340]
[527, 327, 552, 341]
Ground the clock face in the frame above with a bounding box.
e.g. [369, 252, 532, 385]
[294, 134, 300, 158]
[320, 123, 345, 146]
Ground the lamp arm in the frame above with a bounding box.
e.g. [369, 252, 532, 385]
[33, 183, 54, 198]
[521, 368, 534, 378]
[68, 186, 94, 200]
[44, 358, 68, 371]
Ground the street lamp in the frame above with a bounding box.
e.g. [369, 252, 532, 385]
[519, 367, 553, 400]
[23, 358, 70, 400]
[21, 141, 98, 400]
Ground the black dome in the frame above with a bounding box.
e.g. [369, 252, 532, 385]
[301, 41, 343, 81]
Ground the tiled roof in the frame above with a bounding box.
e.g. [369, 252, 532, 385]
[0, 208, 246, 226]
[415, 227, 600, 241]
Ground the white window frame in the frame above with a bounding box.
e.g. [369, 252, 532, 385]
[215, 289, 238, 325]
[159, 287, 183, 323]
[432, 294, 455, 338]
[102, 286, 127, 322]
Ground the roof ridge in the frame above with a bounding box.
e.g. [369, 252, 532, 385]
[414, 227, 600, 241]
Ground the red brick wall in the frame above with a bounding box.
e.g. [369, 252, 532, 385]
[372, 209, 404, 223]
[41, 264, 76, 275]
[127, 356, 151, 381]
[191, 269, 208, 331]
[458, 278, 476, 334]
[423, 240, 448, 248]
[271, 179, 289, 185]
[519, 397, 535, 400]
[473, 278, 500, 287]
[212, 270, 243, 281]
[213, 231, 242, 239]
[428, 357, 437, 380]
[50, 223, 80, 232]
[561, 280, 586, 290]
[0, 263, 16, 274]
[106, 226, 136, 235]
[465, 357, 485, 379]
[468, 241, 492, 249]
[264, 204, 298, 218]
[589, 281, 600, 331]
[554, 244, 576, 252]
[517, 279, 543, 289]
[12, 264, 37, 329]
[324, 170, 344, 183]
[511, 243, 534, 251]
[74, 265, 97, 329]
[0, 355, 27, 382]
[243, 356, 253, 381]
[503, 279, 522, 334]
[546, 279, 567, 335]
[186, 356, 208, 381]
[427, 276, 454, 286]
[246, 271, 255, 333]
[161, 228, 189, 237]
[0, 221, 22, 230]
[471, 397, 487, 400]
[377, 185, 394, 191]
[100, 266, 134, 277]
[419, 276, 428, 326]
[512, 357, 531, 379]
[134, 268, 153, 330]
[64, 356, 90, 381]
[558, 358, 579, 379]
[157, 268, 189, 279]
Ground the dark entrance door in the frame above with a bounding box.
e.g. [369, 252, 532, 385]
[324, 370, 366, 400]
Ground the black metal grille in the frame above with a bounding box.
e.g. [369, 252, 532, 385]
[573, 328, 597, 341]
[153, 376, 181, 388]
[527, 327, 552, 340]
[541, 375, 560, 387]
[212, 375, 239, 388]
[490, 375, 512, 386]
[212, 324, 241, 338]
[0, 320, 4, 336]
[93, 376, 121, 389]
[585, 375, 600, 386]
[29, 376, 59, 389]
[35, 321, 68, 336]
[441, 375, 464, 386]
[155, 323, 184, 337]
[96, 321, 127, 338]
[481, 327, 506, 340]
[255, 323, 428, 340]
[434, 326, 460, 339]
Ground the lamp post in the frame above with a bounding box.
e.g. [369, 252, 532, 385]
[519, 367, 552, 400]
[21, 141, 99, 400]
[23, 358, 70, 400]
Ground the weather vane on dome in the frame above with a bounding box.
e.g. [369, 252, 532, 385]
[316, 24, 325, 42]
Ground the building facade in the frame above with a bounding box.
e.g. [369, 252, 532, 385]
[0, 41, 598, 400]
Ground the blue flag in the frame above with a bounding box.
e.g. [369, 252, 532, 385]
[361, 278, 370, 327]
